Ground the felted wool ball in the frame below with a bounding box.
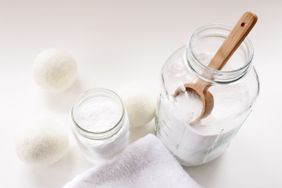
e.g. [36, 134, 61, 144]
[33, 49, 77, 92]
[15, 119, 69, 166]
[121, 89, 156, 128]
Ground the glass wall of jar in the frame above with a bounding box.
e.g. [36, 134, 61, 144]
[71, 88, 129, 163]
[156, 25, 260, 166]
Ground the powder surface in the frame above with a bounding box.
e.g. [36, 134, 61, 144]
[74, 96, 123, 132]
[166, 88, 241, 135]
[173, 92, 202, 123]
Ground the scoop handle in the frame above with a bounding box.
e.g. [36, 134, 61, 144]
[209, 12, 257, 70]
[196, 12, 257, 91]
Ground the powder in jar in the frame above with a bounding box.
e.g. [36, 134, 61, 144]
[74, 96, 123, 132]
[72, 89, 129, 162]
[158, 87, 243, 166]
[173, 91, 202, 123]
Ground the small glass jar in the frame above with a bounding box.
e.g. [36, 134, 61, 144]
[71, 88, 129, 163]
[156, 25, 260, 166]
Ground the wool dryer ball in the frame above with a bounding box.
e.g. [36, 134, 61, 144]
[122, 89, 156, 128]
[15, 119, 69, 166]
[33, 49, 77, 92]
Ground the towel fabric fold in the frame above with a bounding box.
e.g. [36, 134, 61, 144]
[63, 134, 201, 188]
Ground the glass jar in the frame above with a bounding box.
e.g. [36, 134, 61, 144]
[71, 88, 129, 163]
[156, 25, 260, 166]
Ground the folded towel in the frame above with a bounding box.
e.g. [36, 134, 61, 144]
[63, 134, 201, 188]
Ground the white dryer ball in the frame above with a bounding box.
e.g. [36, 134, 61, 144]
[15, 119, 69, 166]
[122, 90, 156, 128]
[33, 49, 77, 92]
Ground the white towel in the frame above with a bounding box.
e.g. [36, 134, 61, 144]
[63, 134, 201, 188]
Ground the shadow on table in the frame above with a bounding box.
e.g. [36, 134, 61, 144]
[184, 154, 226, 187]
[26, 148, 91, 188]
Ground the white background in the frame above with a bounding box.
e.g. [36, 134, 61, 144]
[0, 0, 281, 187]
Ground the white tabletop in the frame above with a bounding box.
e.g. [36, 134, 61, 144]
[1, 1, 281, 187]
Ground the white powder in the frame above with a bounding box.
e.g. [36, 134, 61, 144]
[72, 93, 129, 162]
[75, 96, 123, 132]
[172, 92, 202, 123]
[158, 91, 241, 166]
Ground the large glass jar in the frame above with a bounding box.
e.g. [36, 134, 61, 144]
[156, 25, 260, 166]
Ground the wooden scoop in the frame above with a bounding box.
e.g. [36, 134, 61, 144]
[174, 12, 258, 122]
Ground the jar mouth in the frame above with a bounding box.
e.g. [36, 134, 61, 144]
[71, 88, 125, 140]
[186, 24, 254, 83]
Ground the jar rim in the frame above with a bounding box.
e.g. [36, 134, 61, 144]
[71, 88, 125, 139]
[186, 24, 254, 83]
